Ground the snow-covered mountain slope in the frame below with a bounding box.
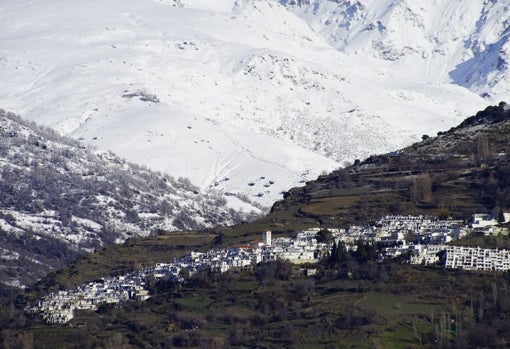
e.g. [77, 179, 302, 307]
[283, 0, 510, 98]
[0, 0, 491, 208]
[0, 110, 249, 287]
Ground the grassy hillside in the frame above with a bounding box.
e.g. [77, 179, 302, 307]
[28, 231, 215, 296]
[267, 102, 510, 228]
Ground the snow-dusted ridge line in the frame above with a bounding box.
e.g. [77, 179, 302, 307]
[0, 110, 254, 287]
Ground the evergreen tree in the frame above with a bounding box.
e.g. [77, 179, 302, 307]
[498, 208, 506, 224]
[353, 239, 376, 263]
[337, 241, 348, 265]
[328, 240, 338, 267]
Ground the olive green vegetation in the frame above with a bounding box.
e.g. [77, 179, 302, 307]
[31, 231, 216, 296]
[453, 230, 510, 249]
[5, 261, 510, 348]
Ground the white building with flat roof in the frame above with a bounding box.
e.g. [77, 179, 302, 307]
[445, 246, 510, 271]
[262, 230, 271, 246]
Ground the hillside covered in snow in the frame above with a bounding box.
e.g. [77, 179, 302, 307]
[0, 0, 499, 208]
[283, 0, 510, 98]
[0, 110, 250, 287]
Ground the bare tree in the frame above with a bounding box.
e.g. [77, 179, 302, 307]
[411, 173, 432, 203]
[477, 134, 490, 164]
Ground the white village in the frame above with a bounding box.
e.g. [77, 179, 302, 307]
[32, 213, 510, 324]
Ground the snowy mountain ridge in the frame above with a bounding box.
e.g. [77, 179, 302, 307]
[283, 0, 510, 97]
[0, 0, 504, 208]
[0, 110, 250, 287]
